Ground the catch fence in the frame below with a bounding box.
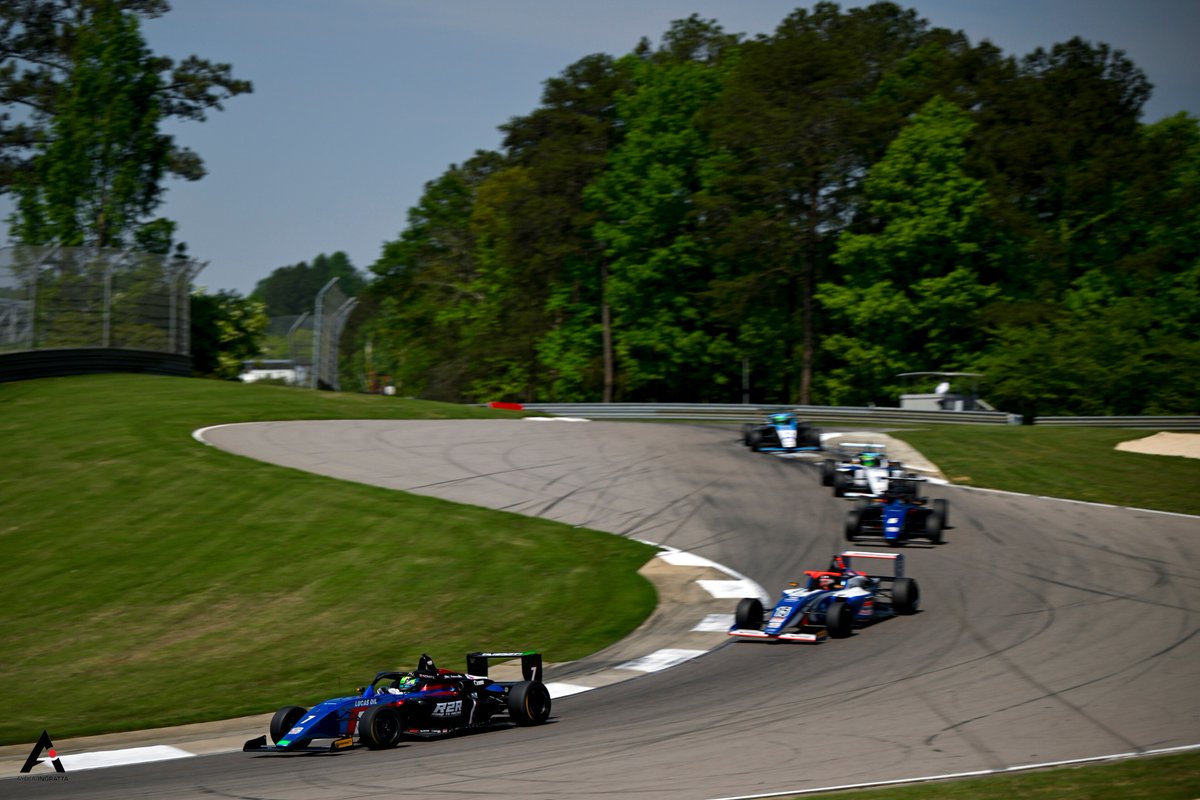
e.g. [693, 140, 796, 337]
[0, 246, 203, 356]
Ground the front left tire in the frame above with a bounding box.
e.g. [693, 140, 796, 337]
[269, 705, 310, 748]
[824, 600, 854, 638]
[358, 705, 404, 749]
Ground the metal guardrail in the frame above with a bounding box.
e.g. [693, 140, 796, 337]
[518, 403, 1020, 426]
[514, 403, 1198, 429]
[1031, 415, 1200, 430]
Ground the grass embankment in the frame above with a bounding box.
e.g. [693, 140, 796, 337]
[798, 750, 1200, 799]
[898, 424, 1200, 516]
[0, 374, 656, 744]
[2, 377, 1196, 797]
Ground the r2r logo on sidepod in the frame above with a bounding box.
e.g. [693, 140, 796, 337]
[432, 701, 462, 717]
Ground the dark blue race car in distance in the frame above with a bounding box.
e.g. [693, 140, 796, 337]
[845, 479, 949, 545]
[742, 412, 822, 453]
[243, 651, 550, 753]
[728, 551, 919, 642]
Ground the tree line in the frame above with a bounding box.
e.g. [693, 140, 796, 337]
[2, 3, 1194, 416]
[347, 4, 1198, 418]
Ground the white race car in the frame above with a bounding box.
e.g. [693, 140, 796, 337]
[820, 444, 912, 497]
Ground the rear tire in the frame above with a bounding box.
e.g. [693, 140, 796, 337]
[507, 681, 551, 726]
[892, 576, 920, 614]
[748, 430, 763, 452]
[925, 510, 944, 544]
[824, 600, 854, 638]
[844, 510, 861, 542]
[269, 705, 309, 748]
[735, 597, 764, 630]
[933, 498, 949, 526]
[821, 459, 836, 486]
[358, 705, 403, 749]
[833, 472, 849, 497]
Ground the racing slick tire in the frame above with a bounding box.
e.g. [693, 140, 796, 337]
[892, 577, 920, 614]
[833, 471, 850, 497]
[824, 600, 854, 638]
[358, 705, 404, 749]
[844, 510, 861, 542]
[269, 705, 310, 748]
[735, 597, 765, 630]
[507, 680, 552, 726]
[741, 424, 755, 446]
[821, 459, 836, 486]
[925, 510, 944, 545]
[933, 498, 949, 526]
[748, 430, 764, 452]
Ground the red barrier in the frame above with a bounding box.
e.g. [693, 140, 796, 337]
[488, 401, 525, 410]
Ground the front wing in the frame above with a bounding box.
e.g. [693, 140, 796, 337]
[727, 627, 828, 643]
[243, 734, 355, 753]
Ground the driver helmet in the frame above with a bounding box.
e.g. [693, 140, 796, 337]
[395, 674, 420, 692]
[860, 453, 879, 468]
[817, 575, 836, 589]
[770, 413, 790, 424]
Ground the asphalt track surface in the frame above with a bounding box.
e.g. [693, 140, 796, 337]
[10, 419, 1199, 799]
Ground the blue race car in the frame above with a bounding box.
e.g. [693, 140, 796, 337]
[844, 481, 949, 545]
[743, 412, 822, 453]
[728, 551, 919, 642]
[243, 652, 550, 753]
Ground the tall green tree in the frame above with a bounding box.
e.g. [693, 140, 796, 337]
[490, 52, 629, 401]
[0, 0, 251, 193]
[818, 95, 1000, 404]
[700, 1, 957, 403]
[190, 288, 268, 379]
[362, 153, 501, 399]
[968, 36, 1151, 314]
[978, 113, 1200, 418]
[583, 17, 739, 401]
[12, 1, 168, 247]
[251, 251, 366, 317]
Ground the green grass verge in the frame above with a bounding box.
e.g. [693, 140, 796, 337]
[1, 377, 1194, 798]
[895, 425, 1200, 516]
[794, 750, 1200, 799]
[0, 375, 656, 743]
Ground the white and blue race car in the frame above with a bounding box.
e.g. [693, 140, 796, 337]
[728, 551, 919, 642]
[820, 444, 911, 497]
[742, 412, 822, 453]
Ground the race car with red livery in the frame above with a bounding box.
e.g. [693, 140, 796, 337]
[728, 551, 919, 642]
[243, 651, 550, 753]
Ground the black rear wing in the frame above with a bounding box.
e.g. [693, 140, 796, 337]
[466, 651, 543, 682]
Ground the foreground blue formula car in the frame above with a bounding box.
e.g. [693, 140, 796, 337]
[243, 652, 550, 753]
[845, 482, 949, 545]
[728, 551, 919, 642]
[742, 413, 822, 453]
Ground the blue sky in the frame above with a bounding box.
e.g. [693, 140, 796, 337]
[8, 1, 1199, 296]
